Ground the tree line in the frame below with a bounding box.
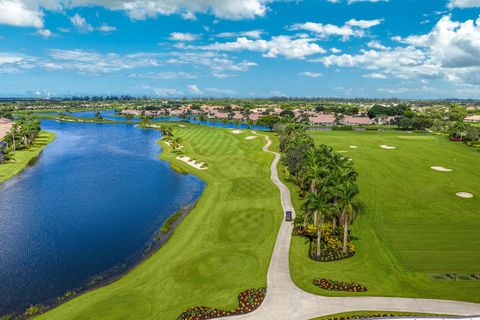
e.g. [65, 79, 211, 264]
[276, 124, 365, 259]
[1, 116, 41, 157]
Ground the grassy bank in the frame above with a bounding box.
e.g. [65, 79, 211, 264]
[36, 124, 282, 320]
[286, 130, 480, 302]
[0, 131, 56, 184]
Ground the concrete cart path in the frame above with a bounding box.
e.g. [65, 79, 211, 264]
[226, 132, 480, 320]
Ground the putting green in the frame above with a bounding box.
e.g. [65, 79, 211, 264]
[36, 124, 282, 319]
[287, 130, 480, 302]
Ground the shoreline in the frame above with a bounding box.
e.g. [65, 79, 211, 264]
[0, 131, 56, 185]
[3, 129, 206, 319]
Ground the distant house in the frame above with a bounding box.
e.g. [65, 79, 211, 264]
[232, 113, 244, 121]
[464, 115, 480, 123]
[248, 113, 260, 122]
[343, 116, 375, 126]
[308, 115, 335, 126]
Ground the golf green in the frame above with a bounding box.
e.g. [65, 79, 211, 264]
[36, 124, 282, 319]
[288, 130, 480, 302]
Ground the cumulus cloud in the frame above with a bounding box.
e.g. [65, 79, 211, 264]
[169, 32, 199, 41]
[316, 15, 480, 85]
[98, 24, 117, 32]
[0, 0, 273, 28]
[187, 84, 203, 94]
[154, 88, 184, 96]
[290, 19, 382, 40]
[0, 0, 43, 28]
[198, 36, 325, 59]
[129, 71, 197, 79]
[70, 13, 94, 33]
[216, 29, 265, 39]
[34, 29, 55, 38]
[299, 71, 323, 77]
[447, 0, 480, 9]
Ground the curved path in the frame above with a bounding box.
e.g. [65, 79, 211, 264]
[227, 133, 480, 320]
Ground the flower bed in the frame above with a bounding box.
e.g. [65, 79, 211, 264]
[177, 288, 266, 320]
[313, 278, 367, 292]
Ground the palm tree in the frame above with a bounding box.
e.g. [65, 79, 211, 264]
[337, 183, 365, 253]
[304, 192, 331, 257]
[171, 136, 183, 151]
[158, 125, 173, 137]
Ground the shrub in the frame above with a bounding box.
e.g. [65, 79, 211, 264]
[313, 278, 367, 292]
[178, 288, 266, 320]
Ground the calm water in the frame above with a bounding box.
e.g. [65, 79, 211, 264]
[0, 120, 205, 314]
[56, 110, 271, 131]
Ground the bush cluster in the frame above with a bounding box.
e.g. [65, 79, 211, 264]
[177, 288, 266, 320]
[312, 278, 367, 292]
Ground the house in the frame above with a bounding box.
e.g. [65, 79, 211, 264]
[464, 115, 480, 123]
[343, 116, 375, 126]
[0, 118, 12, 140]
[308, 115, 335, 126]
[248, 113, 260, 122]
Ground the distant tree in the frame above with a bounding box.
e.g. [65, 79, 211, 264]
[279, 110, 295, 119]
[257, 115, 282, 129]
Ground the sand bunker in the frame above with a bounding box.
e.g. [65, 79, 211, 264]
[178, 124, 186, 127]
[176, 156, 207, 170]
[231, 130, 242, 134]
[380, 145, 396, 149]
[164, 141, 184, 150]
[349, 146, 358, 149]
[245, 136, 257, 140]
[431, 166, 453, 172]
[456, 192, 473, 199]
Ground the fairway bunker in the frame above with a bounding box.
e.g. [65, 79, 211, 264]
[178, 124, 186, 127]
[431, 166, 453, 172]
[349, 146, 358, 149]
[456, 192, 474, 199]
[176, 156, 207, 170]
[232, 130, 242, 134]
[245, 136, 257, 140]
[380, 145, 396, 149]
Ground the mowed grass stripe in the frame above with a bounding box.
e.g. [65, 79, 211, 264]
[37, 124, 282, 320]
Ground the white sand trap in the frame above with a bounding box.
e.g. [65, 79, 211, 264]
[349, 146, 358, 149]
[176, 156, 207, 170]
[245, 136, 257, 140]
[164, 141, 183, 150]
[231, 130, 242, 134]
[456, 192, 473, 199]
[431, 166, 453, 172]
[178, 124, 186, 127]
[380, 145, 397, 149]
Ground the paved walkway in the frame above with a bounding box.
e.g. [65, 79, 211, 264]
[226, 133, 480, 320]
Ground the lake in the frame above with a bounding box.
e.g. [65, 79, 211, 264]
[0, 120, 205, 315]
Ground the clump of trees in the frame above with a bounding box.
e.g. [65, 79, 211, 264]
[2, 116, 41, 156]
[276, 124, 365, 261]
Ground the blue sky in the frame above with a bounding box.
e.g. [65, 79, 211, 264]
[0, 0, 479, 98]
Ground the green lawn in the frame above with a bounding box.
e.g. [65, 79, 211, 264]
[0, 131, 56, 184]
[288, 130, 480, 302]
[309, 310, 446, 320]
[36, 124, 282, 320]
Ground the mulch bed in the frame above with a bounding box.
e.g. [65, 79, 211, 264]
[177, 288, 266, 320]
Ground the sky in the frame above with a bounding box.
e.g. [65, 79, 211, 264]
[0, 0, 479, 99]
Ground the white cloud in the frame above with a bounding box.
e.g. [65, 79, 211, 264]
[216, 29, 265, 39]
[299, 71, 323, 77]
[447, 0, 480, 9]
[169, 32, 199, 41]
[198, 36, 325, 59]
[129, 71, 197, 79]
[316, 15, 480, 85]
[0, 0, 273, 28]
[347, 0, 388, 3]
[363, 72, 386, 79]
[330, 47, 341, 53]
[367, 40, 387, 50]
[34, 29, 54, 38]
[0, 0, 43, 28]
[290, 18, 382, 40]
[187, 84, 203, 94]
[70, 13, 93, 33]
[98, 24, 116, 32]
[154, 88, 184, 96]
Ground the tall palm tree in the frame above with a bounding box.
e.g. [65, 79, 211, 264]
[304, 192, 331, 257]
[171, 136, 183, 151]
[337, 183, 365, 253]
